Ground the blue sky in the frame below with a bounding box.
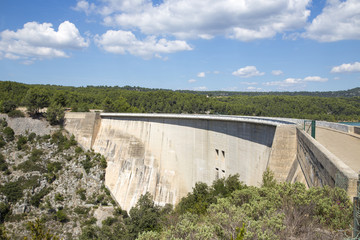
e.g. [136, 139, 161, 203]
[0, 0, 359, 92]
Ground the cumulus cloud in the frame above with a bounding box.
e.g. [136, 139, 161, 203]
[232, 66, 265, 78]
[265, 75, 328, 87]
[305, 0, 360, 42]
[197, 72, 205, 78]
[188, 79, 197, 83]
[331, 62, 360, 73]
[271, 70, 283, 76]
[95, 30, 192, 59]
[303, 76, 328, 82]
[73, 0, 96, 15]
[78, 0, 310, 41]
[0, 21, 89, 62]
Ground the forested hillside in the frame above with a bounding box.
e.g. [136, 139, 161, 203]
[0, 81, 359, 122]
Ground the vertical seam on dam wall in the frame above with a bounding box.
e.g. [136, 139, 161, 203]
[91, 112, 101, 149]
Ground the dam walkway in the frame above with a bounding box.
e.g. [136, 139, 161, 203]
[316, 127, 360, 174]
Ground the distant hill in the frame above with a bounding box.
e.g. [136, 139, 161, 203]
[176, 87, 360, 98]
[1, 80, 359, 97]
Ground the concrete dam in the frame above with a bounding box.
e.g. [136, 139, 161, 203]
[64, 112, 359, 212]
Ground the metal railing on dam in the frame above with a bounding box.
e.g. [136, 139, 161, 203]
[64, 112, 358, 211]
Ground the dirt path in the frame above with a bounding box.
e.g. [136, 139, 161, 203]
[315, 127, 360, 173]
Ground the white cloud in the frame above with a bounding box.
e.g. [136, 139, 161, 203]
[82, 0, 310, 41]
[265, 75, 328, 87]
[197, 72, 205, 78]
[95, 30, 193, 59]
[73, 0, 96, 15]
[188, 79, 197, 83]
[271, 70, 283, 76]
[303, 76, 328, 82]
[193, 86, 208, 91]
[232, 66, 265, 78]
[240, 81, 258, 85]
[213, 71, 220, 74]
[305, 0, 360, 42]
[246, 86, 262, 91]
[0, 21, 89, 62]
[331, 62, 360, 73]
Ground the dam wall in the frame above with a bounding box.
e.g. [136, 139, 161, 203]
[64, 112, 101, 149]
[296, 128, 357, 197]
[64, 112, 357, 211]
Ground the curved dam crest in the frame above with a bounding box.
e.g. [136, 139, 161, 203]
[64, 112, 357, 212]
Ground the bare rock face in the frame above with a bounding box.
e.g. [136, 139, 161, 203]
[0, 114, 57, 136]
[0, 117, 116, 240]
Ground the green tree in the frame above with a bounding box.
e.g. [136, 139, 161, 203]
[0, 225, 9, 240]
[102, 97, 114, 112]
[25, 218, 59, 240]
[1, 100, 17, 113]
[2, 127, 14, 142]
[23, 88, 50, 116]
[0, 202, 10, 224]
[46, 104, 64, 125]
[51, 91, 67, 107]
[127, 192, 161, 239]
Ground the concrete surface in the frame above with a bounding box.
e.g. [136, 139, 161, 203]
[316, 127, 360, 173]
[63, 113, 359, 211]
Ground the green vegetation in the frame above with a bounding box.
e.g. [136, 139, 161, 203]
[22, 87, 50, 116]
[76, 170, 352, 240]
[0, 153, 9, 174]
[24, 218, 59, 240]
[46, 103, 64, 125]
[0, 127, 115, 239]
[2, 127, 14, 142]
[0, 81, 359, 122]
[30, 187, 52, 208]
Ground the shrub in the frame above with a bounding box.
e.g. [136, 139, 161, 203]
[1, 101, 16, 113]
[30, 187, 52, 207]
[55, 210, 69, 223]
[0, 153, 8, 171]
[47, 162, 63, 174]
[27, 132, 36, 142]
[0, 136, 6, 148]
[16, 135, 27, 150]
[75, 146, 83, 154]
[29, 149, 43, 162]
[81, 156, 92, 174]
[54, 193, 64, 202]
[17, 160, 46, 173]
[77, 188, 87, 201]
[100, 156, 107, 169]
[0, 202, 10, 223]
[2, 127, 14, 142]
[0, 119, 7, 128]
[7, 110, 24, 118]
[26, 218, 59, 239]
[0, 181, 23, 203]
[74, 207, 90, 215]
